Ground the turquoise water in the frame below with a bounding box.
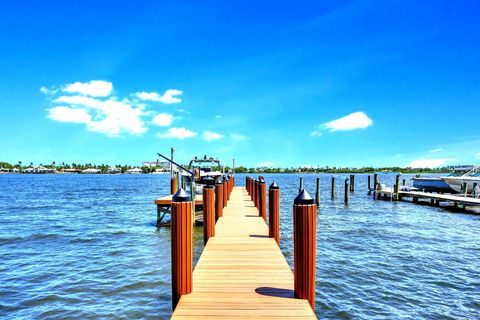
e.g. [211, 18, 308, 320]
[1, 173, 479, 319]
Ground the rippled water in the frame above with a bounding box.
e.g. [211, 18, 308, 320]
[1, 173, 479, 319]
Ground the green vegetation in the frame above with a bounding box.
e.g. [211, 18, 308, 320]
[2, 160, 450, 174]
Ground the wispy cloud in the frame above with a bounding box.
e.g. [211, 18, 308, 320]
[323, 111, 373, 132]
[406, 158, 456, 168]
[135, 89, 183, 104]
[429, 148, 443, 153]
[202, 130, 224, 141]
[230, 133, 249, 141]
[63, 80, 113, 97]
[215, 115, 222, 119]
[152, 113, 173, 127]
[310, 131, 322, 137]
[157, 127, 197, 139]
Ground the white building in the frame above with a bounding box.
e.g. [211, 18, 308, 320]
[24, 166, 55, 174]
[125, 167, 143, 174]
[82, 168, 101, 174]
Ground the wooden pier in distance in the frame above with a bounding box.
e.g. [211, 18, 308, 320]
[155, 195, 204, 226]
[171, 186, 317, 319]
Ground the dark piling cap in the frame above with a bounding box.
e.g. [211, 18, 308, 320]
[259, 179, 265, 184]
[294, 189, 315, 205]
[203, 176, 215, 186]
[172, 188, 191, 202]
[269, 181, 279, 189]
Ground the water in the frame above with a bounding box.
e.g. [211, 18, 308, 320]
[1, 173, 479, 319]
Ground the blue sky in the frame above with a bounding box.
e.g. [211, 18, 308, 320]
[1, 0, 479, 168]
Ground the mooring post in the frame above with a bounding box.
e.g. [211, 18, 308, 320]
[269, 182, 280, 246]
[215, 178, 223, 221]
[373, 174, 378, 200]
[258, 179, 267, 221]
[315, 177, 320, 206]
[252, 178, 257, 207]
[368, 175, 371, 194]
[344, 177, 349, 204]
[394, 174, 400, 201]
[256, 179, 260, 209]
[349, 175, 354, 192]
[223, 177, 229, 208]
[202, 182, 215, 246]
[299, 177, 303, 193]
[331, 176, 335, 199]
[293, 189, 317, 310]
[245, 176, 249, 195]
[171, 177, 178, 195]
[171, 188, 192, 310]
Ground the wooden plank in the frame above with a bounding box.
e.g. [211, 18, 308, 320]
[155, 194, 203, 205]
[399, 191, 480, 205]
[171, 187, 317, 319]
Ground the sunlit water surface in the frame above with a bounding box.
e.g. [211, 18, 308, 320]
[1, 173, 479, 319]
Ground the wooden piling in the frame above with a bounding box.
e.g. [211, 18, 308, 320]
[258, 179, 266, 221]
[368, 175, 371, 194]
[215, 179, 223, 221]
[171, 177, 178, 195]
[202, 185, 215, 246]
[344, 177, 349, 204]
[349, 175, 355, 192]
[223, 177, 228, 208]
[293, 189, 317, 310]
[252, 179, 257, 207]
[394, 174, 400, 201]
[315, 177, 320, 206]
[269, 182, 280, 246]
[171, 188, 192, 310]
[331, 176, 335, 199]
[373, 173, 378, 200]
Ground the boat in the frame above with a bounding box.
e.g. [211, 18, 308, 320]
[180, 156, 225, 194]
[411, 165, 475, 193]
[441, 166, 480, 194]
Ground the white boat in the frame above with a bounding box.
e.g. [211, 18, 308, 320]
[412, 165, 476, 193]
[442, 167, 480, 194]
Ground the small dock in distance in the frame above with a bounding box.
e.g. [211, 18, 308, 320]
[171, 187, 317, 319]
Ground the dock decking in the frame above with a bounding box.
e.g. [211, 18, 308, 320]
[171, 186, 317, 319]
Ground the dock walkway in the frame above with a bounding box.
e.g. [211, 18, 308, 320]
[171, 187, 317, 319]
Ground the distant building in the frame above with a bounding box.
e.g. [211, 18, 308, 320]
[143, 160, 169, 170]
[107, 167, 121, 174]
[24, 166, 55, 174]
[126, 167, 143, 174]
[82, 168, 101, 174]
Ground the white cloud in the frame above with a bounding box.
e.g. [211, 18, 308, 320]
[135, 89, 183, 104]
[203, 130, 224, 141]
[323, 111, 373, 132]
[44, 80, 186, 137]
[49, 95, 147, 136]
[157, 127, 197, 139]
[63, 80, 113, 97]
[152, 113, 173, 127]
[215, 115, 222, 119]
[230, 133, 249, 141]
[406, 158, 456, 168]
[40, 86, 57, 95]
[257, 161, 274, 168]
[311, 131, 322, 137]
[430, 148, 443, 153]
[47, 106, 91, 123]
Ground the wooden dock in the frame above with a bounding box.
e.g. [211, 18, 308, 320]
[374, 188, 480, 208]
[171, 186, 317, 319]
